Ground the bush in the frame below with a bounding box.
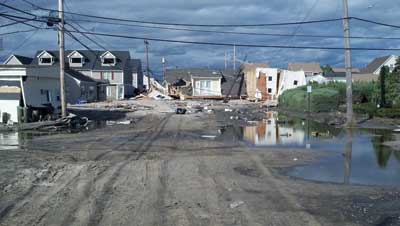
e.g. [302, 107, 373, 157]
[279, 87, 340, 112]
[376, 108, 400, 118]
[354, 103, 377, 117]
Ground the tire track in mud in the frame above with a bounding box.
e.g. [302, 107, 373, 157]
[0, 165, 86, 226]
[86, 114, 172, 226]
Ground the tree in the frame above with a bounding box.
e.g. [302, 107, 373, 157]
[321, 64, 333, 74]
[394, 56, 400, 72]
[379, 66, 389, 107]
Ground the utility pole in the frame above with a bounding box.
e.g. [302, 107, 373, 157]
[59, 0, 67, 118]
[224, 51, 227, 70]
[343, 0, 353, 126]
[162, 57, 166, 81]
[144, 39, 150, 91]
[233, 44, 236, 71]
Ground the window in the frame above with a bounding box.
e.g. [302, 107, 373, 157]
[103, 72, 112, 80]
[293, 80, 298, 85]
[268, 88, 272, 93]
[103, 58, 115, 65]
[71, 57, 82, 64]
[268, 76, 273, 81]
[40, 57, 52, 64]
[200, 80, 211, 90]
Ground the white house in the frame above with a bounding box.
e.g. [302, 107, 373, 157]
[361, 55, 398, 75]
[243, 111, 305, 146]
[277, 70, 307, 96]
[0, 64, 98, 123]
[255, 68, 278, 100]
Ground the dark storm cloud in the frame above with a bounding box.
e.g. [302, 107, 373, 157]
[1, 0, 399, 74]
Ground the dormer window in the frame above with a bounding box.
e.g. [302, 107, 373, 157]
[102, 58, 115, 65]
[67, 50, 84, 67]
[40, 57, 52, 64]
[37, 50, 54, 65]
[100, 51, 117, 66]
[71, 57, 82, 64]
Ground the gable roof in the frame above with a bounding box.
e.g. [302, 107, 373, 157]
[165, 69, 222, 84]
[288, 62, 322, 73]
[25, 66, 96, 82]
[67, 50, 85, 58]
[361, 55, 393, 74]
[65, 69, 97, 83]
[31, 50, 131, 70]
[4, 54, 33, 65]
[37, 50, 54, 58]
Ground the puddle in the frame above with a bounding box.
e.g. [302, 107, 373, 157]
[0, 120, 108, 151]
[223, 111, 400, 186]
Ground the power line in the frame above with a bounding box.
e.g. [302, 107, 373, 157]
[0, 28, 41, 36]
[17, 1, 346, 27]
[0, 18, 32, 28]
[353, 17, 400, 29]
[65, 30, 95, 52]
[65, 29, 400, 51]
[64, 0, 115, 49]
[0, 14, 42, 29]
[67, 18, 400, 41]
[0, 2, 37, 18]
[65, 22, 107, 50]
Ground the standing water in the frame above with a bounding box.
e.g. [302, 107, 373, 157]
[239, 111, 400, 186]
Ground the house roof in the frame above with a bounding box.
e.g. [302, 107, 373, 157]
[165, 69, 222, 83]
[242, 63, 270, 72]
[129, 59, 142, 73]
[25, 66, 97, 83]
[361, 55, 393, 74]
[165, 68, 245, 97]
[220, 70, 246, 97]
[288, 62, 322, 73]
[332, 67, 360, 73]
[4, 54, 33, 65]
[31, 50, 131, 71]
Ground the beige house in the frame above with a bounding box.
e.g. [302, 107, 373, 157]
[242, 63, 270, 100]
[288, 62, 322, 77]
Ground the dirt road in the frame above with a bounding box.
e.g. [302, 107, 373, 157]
[0, 100, 399, 226]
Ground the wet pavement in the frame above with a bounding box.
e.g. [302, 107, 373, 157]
[1, 111, 399, 187]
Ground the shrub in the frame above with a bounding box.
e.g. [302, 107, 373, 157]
[376, 108, 400, 118]
[279, 87, 340, 112]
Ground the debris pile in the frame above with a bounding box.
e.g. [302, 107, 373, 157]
[18, 114, 89, 132]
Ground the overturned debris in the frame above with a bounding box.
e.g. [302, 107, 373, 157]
[18, 114, 89, 132]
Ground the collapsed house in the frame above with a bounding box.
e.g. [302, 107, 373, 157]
[164, 69, 246, 99]
[243, 63, 306, 104]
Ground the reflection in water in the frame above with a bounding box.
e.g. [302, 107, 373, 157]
[236, 111, 400, 186]
[243, 112, 305, 147]
[343, 129, 353, 185]
[0, 132, 20, 150]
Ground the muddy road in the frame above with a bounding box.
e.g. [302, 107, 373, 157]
[0, 100, 400, 226]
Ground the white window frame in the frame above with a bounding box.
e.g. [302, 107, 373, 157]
[39, 57, 53, 65]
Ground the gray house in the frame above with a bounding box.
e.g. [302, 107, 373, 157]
[164, 69, 245, 99]
[31, 50, 142, 100]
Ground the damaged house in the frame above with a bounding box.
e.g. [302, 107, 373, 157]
[0, 63, 97, 123]
[244, 63, 306, 104]
[164, 69, 246, 99]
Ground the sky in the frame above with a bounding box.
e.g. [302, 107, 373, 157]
[0, 0, 400, 78]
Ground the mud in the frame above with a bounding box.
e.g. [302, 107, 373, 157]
[0, 99, 399, 226]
